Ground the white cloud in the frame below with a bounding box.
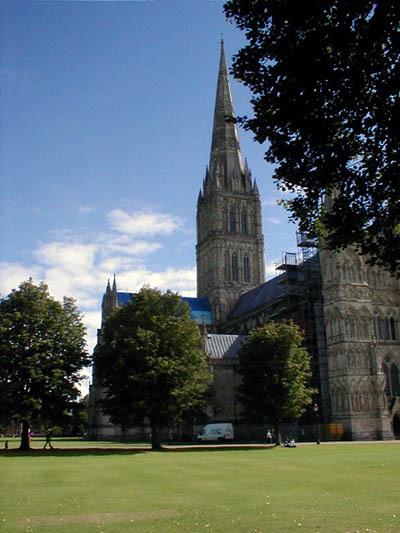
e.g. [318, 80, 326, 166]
[81, 310, 102, 355]
[106, 239, 162, 256]
[266, 217, 281, 225]
[35, 242, 99, 272]
[107, 208, 184, 236]
[114, 266, 196, 297]
[265, 260, 278, 279]
[42, 267, 102, 308]
[97, 256, 137, 274]
[83, 310, 102, 332]
[0, 262, 43, 297]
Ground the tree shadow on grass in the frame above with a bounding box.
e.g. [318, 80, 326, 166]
[0, 443, 275, 458]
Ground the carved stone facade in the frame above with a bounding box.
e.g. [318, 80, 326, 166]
[320, 243, 400, 439]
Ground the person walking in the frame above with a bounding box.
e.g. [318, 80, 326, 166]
[43, 429, 53, 449]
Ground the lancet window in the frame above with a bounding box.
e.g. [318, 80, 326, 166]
[383, 358, 400, 398]
[241, 213, 248, 234]
[232, 253, 239, 281]
[229, 212, 236, 233]
[374, 315, 398, 341]
[243, 255, 250, 282]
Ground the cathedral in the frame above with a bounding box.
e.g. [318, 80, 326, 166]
[88, 41, 400, 441]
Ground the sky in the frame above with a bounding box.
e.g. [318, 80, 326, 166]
[1, 0, 299, 395]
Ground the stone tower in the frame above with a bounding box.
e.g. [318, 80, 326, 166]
[196, 40, 265, 327]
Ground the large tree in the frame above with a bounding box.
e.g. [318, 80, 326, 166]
[94, 287, 211, 450]
[224, 0, 400, 275]
[236, 321, 315, 444]
[0, 280, 89, 450]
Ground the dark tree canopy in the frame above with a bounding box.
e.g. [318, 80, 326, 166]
[94, 287, 211, 449]
[224, 0, 400, 275]
[0, 280, 89, 449]
[237, 321, 315, 444]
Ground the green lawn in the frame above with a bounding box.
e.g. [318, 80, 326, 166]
[1, 441, 399, 532]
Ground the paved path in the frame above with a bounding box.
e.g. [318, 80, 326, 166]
[3, 440, 399, 453]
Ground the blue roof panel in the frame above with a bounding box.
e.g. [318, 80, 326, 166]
[181, 297, 211, 312]
[117, 292, 134, 306]
[190, 310, 213, 325]
[116, 292, 212, 325]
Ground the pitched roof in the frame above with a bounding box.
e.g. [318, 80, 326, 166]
[205, 334, 245, 359]
[229, 273, 301, 319]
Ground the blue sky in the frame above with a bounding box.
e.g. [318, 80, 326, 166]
[1, 0, 299, 393]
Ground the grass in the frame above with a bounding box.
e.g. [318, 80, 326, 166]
[0, 440, 399, 532]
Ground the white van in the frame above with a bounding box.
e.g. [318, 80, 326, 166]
[196, 423, 234, 442]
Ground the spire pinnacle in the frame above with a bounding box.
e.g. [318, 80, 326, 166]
[105, 279, 111, 295]
[208, 39, 245, 190]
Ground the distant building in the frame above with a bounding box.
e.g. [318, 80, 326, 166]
[88, 41, 400, 441]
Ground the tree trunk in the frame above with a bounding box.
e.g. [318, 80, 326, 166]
[274, 423, 282, 446]
[151, 423, 162, 450]
[19, 420, 30, 450]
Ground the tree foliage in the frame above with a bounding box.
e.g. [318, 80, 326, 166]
[94, 287, 211, 449]
[0, 280, 89, 449]
[236, 321, 315, 443]
[224, 0, 400, 275]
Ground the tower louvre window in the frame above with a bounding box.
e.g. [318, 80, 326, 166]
[384, 317, 390, 340]
[232, 253, 239, 281]
[374, 315, 398, 341]
[229, 212, 236, 233]
[376, 316, 384, 340]
[390, 317, 397, 340]
[241, 213, 248, 234]
[244, 255, 250, 282]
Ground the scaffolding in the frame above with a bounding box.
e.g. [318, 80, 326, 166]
[275, 252, 299, 284]
[273, 233, 328, 422]
[296, 232, 330, 422]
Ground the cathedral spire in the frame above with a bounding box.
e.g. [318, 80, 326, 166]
[196, 41, 265, 326]
[208, 39, 245, 189]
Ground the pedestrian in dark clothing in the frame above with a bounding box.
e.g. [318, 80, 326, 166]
[43, 430, 53, 449]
